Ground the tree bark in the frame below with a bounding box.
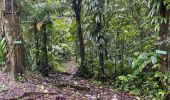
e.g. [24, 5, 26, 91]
[159, 1, 170, 99]
[39, 24, 49, 76]
[159, 1, 169, 72]
[33, 22, 39, 67]
[72, 0, 87, 76]
[1, 0, 26, 79]
[94, 0, 106, 81]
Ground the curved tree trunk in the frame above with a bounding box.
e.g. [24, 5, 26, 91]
[1, 0, 26, 80]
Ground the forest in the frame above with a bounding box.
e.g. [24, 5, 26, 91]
[0, 0, 170, 100]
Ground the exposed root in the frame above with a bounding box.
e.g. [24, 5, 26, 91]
[51, 83, 91, 91]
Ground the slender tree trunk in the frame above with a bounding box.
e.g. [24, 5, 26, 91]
[74, 38, 78, 62]
[77, 16, 85, 71]
[33, 22, 39, 67]
[98, 41, 105, 80]
[94, 0, 106, 81]
[40, 24, 49, 76]
[1, 0, 26, 80]
[72, 0, 87, 76]
[115, 31, 120, 75]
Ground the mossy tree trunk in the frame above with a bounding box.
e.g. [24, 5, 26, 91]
[94, 0, 106, 81]
[39, 23, 49, 76]
[33, 22, 39, 68]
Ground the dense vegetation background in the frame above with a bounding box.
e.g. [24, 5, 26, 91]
[0, 0, 170, 99]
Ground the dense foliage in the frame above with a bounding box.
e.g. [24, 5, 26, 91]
[0, 0, 170, 99]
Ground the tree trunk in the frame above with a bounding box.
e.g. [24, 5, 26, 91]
[39, 24, 49, 76]
[159, 1, 170, 99]
[33, 22, 39, 67]
[94, 3, 106, 81]
[98, 41, 105, 80]
[159, 1, 169, 72]
[72, 0, 87, 76]
[1, 0, 26, 80]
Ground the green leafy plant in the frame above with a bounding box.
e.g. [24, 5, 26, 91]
[0, 36, 6, 68]
[132, 52, 160, 75]
[0, 85, 8, 93]
[114, 51, 169, 99]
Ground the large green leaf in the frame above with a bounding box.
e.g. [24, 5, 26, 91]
[138, 52, 148, 59]
[154, 71, 162, 78]
[151, 56, 157, 64]
[118, 76, 128, 82]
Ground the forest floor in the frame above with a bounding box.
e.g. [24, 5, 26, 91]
[0, 60, 138, 100]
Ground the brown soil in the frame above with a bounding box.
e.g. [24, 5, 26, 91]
[0, 60, 138, 100]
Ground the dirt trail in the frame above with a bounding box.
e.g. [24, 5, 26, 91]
[0, 72, 59, 100]
[0, 61, 137, 100]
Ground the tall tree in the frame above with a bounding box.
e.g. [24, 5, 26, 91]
[39, 23, 49, 76]
[1, 0, 26, 80]
[33, 22, 39, 68]
[72, 0, 87, 77]
[159, 1, 169, 71]
[94, 0, 106, 81]
[159, 1, 170, 100]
